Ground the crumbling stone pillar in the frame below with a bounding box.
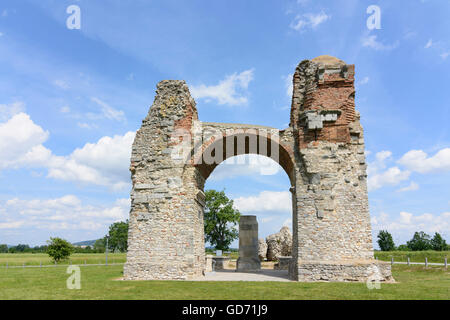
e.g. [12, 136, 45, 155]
[288, 55, 393, 282]
[236, 216, 261, 272]
[123, 81, 205, 280]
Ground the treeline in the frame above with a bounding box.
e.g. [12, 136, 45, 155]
[1, 220, 129, 255]
[377, 230, 449, 251]
[0, 243, 106, 254]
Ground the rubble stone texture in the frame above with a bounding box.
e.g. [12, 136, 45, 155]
[266, 226, 293, 261]
[258, 238, 268, 261]
[124, 55, 394, 282]
[236, 216, 261, 271]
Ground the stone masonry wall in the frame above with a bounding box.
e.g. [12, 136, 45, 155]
[288, 56, 382, 281]
[124, 81, 205, 280]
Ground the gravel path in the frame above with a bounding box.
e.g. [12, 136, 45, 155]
[192, 269, 292, 282]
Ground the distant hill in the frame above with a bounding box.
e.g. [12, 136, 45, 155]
[72, 239, 98, 246]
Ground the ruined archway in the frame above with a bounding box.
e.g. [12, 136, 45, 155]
[124, 56, 394, 282]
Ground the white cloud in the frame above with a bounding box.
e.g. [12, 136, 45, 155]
[0, 196, 129, 231]
[60, 106, 70, 113]
[440, 52, 450, 60]
[367, 150, 411, 191]
[77, 122, 97, 129]
[368, 147, 450, 191]
[0, 110, 134, 190]
[367, 150, 391, 176]
[376, 150, 392, 162]
[425, 39, 433, 49]
[398, 148, 450, 173]
[261, 216, 276, 223]
[403, 31, 417, 40]
[368, 167, 410, 191]
[284, 74, 293, 97]
[356, 76, 370, 87]
[290, 11, 330, 31]
[0, 32, 3, 37]
[362, 35, 399, 51]
[372, 211, 450, 243]
[190, 69, 254, 106]
[209, 154, 281, 181]
[91, 97, 126, 122]
[234, 191, 291, 213]
[53, 79, 70, 90]
[0, 101, 26, 121]
[0, 112, 49, 169]
[397, 181, 419, 192]
[0, 220, 25, 229]
[46, 132, 135, 190]
[398, 211, 413, 224]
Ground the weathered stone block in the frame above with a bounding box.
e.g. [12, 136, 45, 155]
[236, 216, 261, 272]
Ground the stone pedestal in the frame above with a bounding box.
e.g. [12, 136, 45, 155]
[236, 216, 261, 272]
[212, 256, 231, 270]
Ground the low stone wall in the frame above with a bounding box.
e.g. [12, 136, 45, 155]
[274, 256, 292, 270]
[123, 262, 194, 280]
[212, 257, 231, 270]
[205, 255, 213, 273]
[289, 260, 394, 282]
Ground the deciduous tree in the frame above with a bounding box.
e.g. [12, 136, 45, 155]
[47, 237, 74, 262]
[204, 190, 240, 251]
[377, 230, 396, 251]
[407, 231, 432, 251]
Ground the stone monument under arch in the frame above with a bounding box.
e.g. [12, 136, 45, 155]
[123, 55, 393, 282]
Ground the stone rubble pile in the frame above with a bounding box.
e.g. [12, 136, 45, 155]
[259, 226, 293, 261]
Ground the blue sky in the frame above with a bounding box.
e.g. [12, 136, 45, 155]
[0, 0, 449, 248]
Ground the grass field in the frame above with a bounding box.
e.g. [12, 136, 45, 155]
[0, 253, 126, 266]
[0, 264, 448, 300]
[374, 250, 448, 263]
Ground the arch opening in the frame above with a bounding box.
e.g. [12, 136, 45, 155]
[203, 152, 295, 277]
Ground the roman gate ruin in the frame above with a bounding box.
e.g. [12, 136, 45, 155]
[124, 55, 393, 282]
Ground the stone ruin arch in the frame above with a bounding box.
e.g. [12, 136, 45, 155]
[124, 55, 394, 282]
[192, 123, 296, 184]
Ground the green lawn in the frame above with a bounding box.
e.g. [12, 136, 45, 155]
[374, 250, 448, 263]
[0, 265, 448, 300]
[0, 253, 126, 266]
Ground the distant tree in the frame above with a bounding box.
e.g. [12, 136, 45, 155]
[396, 244, 409, 251]
[407, 231, 432, 251]
[107, 220, 129, 252]
[377, 230, 396, 251]
[430, 232, 447, 251]
[204, 189, 240, 251]
[0, 244, 8, 253]
[46, 237, 74, 262]
[93, 238, 106, 253]
[15, 244, 30, 252]
[31, 245, 47, 253]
